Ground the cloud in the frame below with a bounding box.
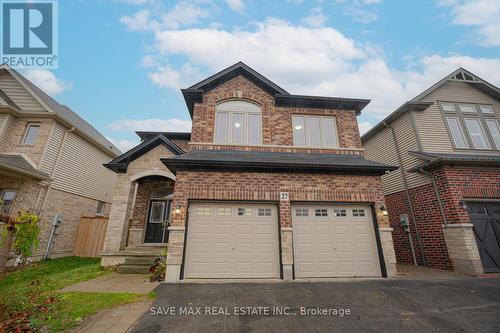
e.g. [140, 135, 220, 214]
[301, 7, 327, 28]
[335, 0, 380, 24]
[22, 69, 71, 96]
[116, 0, 150, 4]
[107, 118, 192, 132]
[120, 9, 153, 31]
[225, 0, 245, 13]
[440, 0, 500, 46]
[358, 121, 373, 135]
[162, 2, 210, 29]
[148, 63, 203, 90]
[106, 137, 139, 152]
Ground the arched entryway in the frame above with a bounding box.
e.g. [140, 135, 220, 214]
[127, 175, 175, 247]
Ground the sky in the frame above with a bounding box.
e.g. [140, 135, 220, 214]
[23, 0, 500, 152]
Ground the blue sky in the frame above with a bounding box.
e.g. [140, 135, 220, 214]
[25, 0, 500, 152]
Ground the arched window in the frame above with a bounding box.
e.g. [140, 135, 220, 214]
[215, 100, 262, 145]
[149, 187, 173, 200]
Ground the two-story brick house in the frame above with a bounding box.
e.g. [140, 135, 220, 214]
[362, 68, 500, 276]
[101, 62, 397, 282]
[0, 64, 120, 264]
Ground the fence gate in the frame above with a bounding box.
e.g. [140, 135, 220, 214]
[74, 216, 109, 257]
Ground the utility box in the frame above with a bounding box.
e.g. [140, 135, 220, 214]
[400, 214, 410, 232]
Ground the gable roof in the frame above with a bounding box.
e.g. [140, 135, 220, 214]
[361, 67, 500, 143]
[161, 149, 397, 175]
[0, 64, 121, 157]
[181, 62, 370, 117]
[135, 131, 191, 142]
[0, 88, 20, 109]
[104, 134, 185, 173]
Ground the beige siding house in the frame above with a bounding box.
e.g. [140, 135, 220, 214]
[362, 68, 500, 276]
[0, 64, 120, 264]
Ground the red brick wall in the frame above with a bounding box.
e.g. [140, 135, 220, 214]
[170, 171, 390, 229]
[130, 176, 175, 228]
[385, 184, 452, 270]
[190, 75, 362, 151]
[385, 165, 500, 270]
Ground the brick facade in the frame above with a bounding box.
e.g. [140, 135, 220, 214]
[385, 165, 500, 273]
[130, 177, 174, 229]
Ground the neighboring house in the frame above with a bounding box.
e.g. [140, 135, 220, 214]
[0, 64, 120, 263]
[362, 68, 500, 276]
[101, 62, 397, 282]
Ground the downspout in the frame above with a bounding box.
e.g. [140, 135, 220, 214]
[39, 126, 75, 217]
[384, 121, 427, 266]
[417, 167, 448, 226]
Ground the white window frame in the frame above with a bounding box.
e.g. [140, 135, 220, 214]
[96, 201, 105, 216]
[22, 123, 40, 145]
[440, 102, 499, 151]
[292, 115, 339, 148]
[445, 116, 469, 149]
[214, 100, 262, 145]
[464, 118, 491, 150]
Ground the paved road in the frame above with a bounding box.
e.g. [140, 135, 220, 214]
[132, 278, 500, 333]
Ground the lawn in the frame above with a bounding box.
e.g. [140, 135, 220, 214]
[0, 257, 143, 332]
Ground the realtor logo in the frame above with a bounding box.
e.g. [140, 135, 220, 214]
[1, 0, 58, 69]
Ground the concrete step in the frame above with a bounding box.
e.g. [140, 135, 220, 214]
[124, 257, 156, 265]
[117, 264, 150, 274]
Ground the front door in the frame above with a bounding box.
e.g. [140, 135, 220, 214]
[144, 200, 171, 243]
[469, 203, 500, 273]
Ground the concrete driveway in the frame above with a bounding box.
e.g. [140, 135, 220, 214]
[131, 278, 500, 333]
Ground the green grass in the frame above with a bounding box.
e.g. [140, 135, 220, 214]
[0, 256, 143, 332]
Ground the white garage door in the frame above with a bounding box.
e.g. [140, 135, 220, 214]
[292, 204, 381, 278]
[185, 203, 280, 279]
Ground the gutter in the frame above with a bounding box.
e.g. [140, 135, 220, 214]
[384, 121, 427, 266]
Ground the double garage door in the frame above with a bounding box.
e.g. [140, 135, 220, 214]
[184, 202, 381, 279]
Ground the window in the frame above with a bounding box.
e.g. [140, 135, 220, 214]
[258, 208, 272, 216]
[334, 209, 347, 217]
[315, 208, 328, 217]
[22, 123, 40, 145]
[295, 208, 309, 217]
[446, 117, 468, 148]
[480, 105, 494, 114]
[464, 118, 490, 149]
[292, 116, 339, 148]
[352, 209, 365, 217]
[215, 100, 262, 145]
[217, 207, 232, 216]
[196, 207, 211, 216]
[486, 119, 500, 149]
[441, 102, 499, 150]
[458, 104, 475, 113]
[237, 208, 251, 216]
[0, 190, 16, 214]
[96, 201, 105, 215]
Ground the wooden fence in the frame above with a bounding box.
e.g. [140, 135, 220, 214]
[74, 216, 109, 257]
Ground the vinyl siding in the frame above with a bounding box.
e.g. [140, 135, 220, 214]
[0, 115, 14, 152]
[414, 80, 500, 153]
[39, 121, 65, 174]
[364, 113, 430, 195]
[51, 131, 116, 203]
[0, 72, 45, 112]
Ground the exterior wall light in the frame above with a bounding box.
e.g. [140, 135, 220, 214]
[380, 205, 389, 216]
[174, 203, 181, 214]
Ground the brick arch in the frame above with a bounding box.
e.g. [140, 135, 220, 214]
[130, 170, 176, 182]
[212, 91, 268, 107]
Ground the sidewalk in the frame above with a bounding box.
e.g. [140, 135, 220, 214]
[60, 272, 159, 294]
[62, 273, 159, 333]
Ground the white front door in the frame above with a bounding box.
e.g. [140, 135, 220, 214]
[185, 203, 280, 279]
[292, 204, 381, 278]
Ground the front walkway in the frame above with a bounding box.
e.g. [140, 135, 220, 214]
[60, 272, 159, 294]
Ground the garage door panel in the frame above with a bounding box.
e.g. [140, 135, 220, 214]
[292, 204, 381, 278]
[185, 203, 280, 279]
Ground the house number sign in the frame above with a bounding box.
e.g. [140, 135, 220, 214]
[280, 192, 289, 201]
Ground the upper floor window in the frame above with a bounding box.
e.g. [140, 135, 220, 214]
[96, 201, 105, 215]
[22, 123, 40, 145]
[440, 102, 500, 150]
[292, 116, 339, 148]
[214, 100, 262, 145]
